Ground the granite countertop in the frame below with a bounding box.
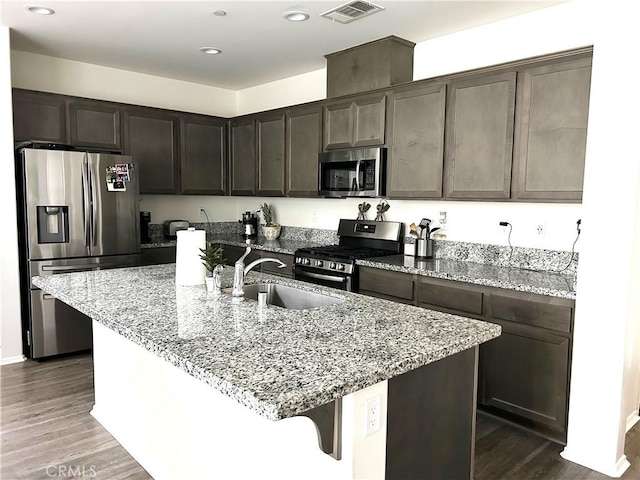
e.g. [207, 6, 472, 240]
[357, 255, 576, 300]
[32, 264, 500, 421]
[141, 235, 326, 255]
[141, 240, 176, 248]
[141, 235, 575, 299]
[209, 234, 326, 255]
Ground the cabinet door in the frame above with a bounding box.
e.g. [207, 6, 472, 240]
[352, 93, 386, 147]
[323, 100, 353, 150]
[124, 108, 180, 194]
[259, 252, 294, 277]
[230, 119, 256, 196]
[256, 113, 286, 196]
[286, 106, 321, 197]
[12, 89, 67, 143]
[444, 71, 516, 199]
[387, 83, 446, 198]
[512, 56, 592, 201]
[68, 99, 122, 150]
[221, 245, 260, 266]
[358, 266, 415, 304]
[140, 247, 176, 266]
[479, 320, 570, 439]
[180, 114, 227, 195]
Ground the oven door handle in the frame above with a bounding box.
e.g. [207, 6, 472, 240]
[296, 271, 349, 283]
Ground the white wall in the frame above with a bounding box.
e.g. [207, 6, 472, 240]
[141, 195, 582, 251]
[236, 68, 326, 116]
[0, 27, 23, 364]
[10, 51, 237, 117]
[560, 0, 640, 474]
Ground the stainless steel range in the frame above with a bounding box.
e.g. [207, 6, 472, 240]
[293, 219, 404, 291]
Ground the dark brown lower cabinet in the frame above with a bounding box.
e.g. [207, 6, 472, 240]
[478, 319, 570, 442]
[357, 266, 574, 443]
[358, 266, 415, 304]
[140, 247, 176, 266]
[220, 245, 293, 278]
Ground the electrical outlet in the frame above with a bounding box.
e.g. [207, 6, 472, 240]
[311, 210, 318, 224]
[199, 208, 206, 216]
[536, 223, 546, 237]
[364, 395, 381, 436]
[439, 211, 447, 225]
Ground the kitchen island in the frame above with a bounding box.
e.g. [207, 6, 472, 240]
[33, 264, 500, 480]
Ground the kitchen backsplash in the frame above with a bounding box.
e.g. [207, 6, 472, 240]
[147, 223, 577, 274]
[431, 239, 578, 275]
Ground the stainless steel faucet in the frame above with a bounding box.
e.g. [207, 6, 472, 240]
[231, 246, 287, 297]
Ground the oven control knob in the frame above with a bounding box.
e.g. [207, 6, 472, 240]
[337, 264, 345, 271]
[303, 258, 311, 265]
[316, 260, 324, 267]
[330, 262, 337, 269]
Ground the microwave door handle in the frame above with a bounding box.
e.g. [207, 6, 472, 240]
[354, 160, 361, 191]
[81, 154, 91, 247]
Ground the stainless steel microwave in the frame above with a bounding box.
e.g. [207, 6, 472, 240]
[318, 147, 386, 197]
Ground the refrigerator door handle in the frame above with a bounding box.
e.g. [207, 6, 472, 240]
[81, 154, 92, 247]
[89, 155, 98, 247]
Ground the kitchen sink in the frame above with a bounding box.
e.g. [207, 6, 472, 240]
[230, 283, 344, 310]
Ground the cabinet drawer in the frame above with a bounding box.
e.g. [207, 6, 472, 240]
[417, 279, 483, 316]
[260, 252, 294, 277]
[140, 247, 176, 266]
[359, 267, 414, 303]
[488, 293, 572, 333]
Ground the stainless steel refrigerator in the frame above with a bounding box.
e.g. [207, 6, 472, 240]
[16, 144, 141, 359]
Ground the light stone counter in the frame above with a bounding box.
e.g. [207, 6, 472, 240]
[32, 264, 500, 420]
[358, 255, 577, 299]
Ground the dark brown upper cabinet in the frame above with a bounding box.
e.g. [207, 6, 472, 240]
[386, 82, 447, 199]
[323, 92, 386, 150]
[230, 118, 256, 196]
[444, 71, 516, 200]
[180, 114, 227, 195]
[512, 55, 592, 202]
[12, 89, 67, 144]
[123, 107, 180, 194]
[256, 112, 286, 196]
[68, 98, 122, 151]
[286, 105, 322, 197]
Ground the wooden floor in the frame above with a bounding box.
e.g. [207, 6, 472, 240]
[1, 353, 639, 480]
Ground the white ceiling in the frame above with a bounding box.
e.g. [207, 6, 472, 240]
[1, 1, 565, 90]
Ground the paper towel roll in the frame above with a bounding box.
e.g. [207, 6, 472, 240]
[175, 228, 206, 286]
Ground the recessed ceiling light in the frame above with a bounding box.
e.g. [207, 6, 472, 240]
[283, 11, 309, 22]
[200, 47, 222, 55]
[25, 5, 55, 15]
[213, 10, 226, 17]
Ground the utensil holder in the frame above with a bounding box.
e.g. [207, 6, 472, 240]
[415, 238, 434, 259]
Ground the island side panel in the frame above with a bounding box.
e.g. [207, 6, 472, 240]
[385, 346, 478, 480]
[89, 321, 355, 480]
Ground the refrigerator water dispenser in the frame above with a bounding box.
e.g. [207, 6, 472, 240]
[36, 205, 69, 243]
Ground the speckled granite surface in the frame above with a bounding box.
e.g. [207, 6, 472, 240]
[210, 234, 326, 255]
[357, 255, 576, 299]
[432, 239, 579, 275]
[32, 264, 500, 421]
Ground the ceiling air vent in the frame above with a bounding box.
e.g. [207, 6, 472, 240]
[320, 1, 385, 24]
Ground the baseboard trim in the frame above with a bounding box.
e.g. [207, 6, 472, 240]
[626, 410, 640, 432]
[1, 355, 25, 366]
[561, 448, 631, 477]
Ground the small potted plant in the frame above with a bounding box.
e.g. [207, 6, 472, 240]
[259, 203, 281, 240]
[199, 244, 225, 291]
